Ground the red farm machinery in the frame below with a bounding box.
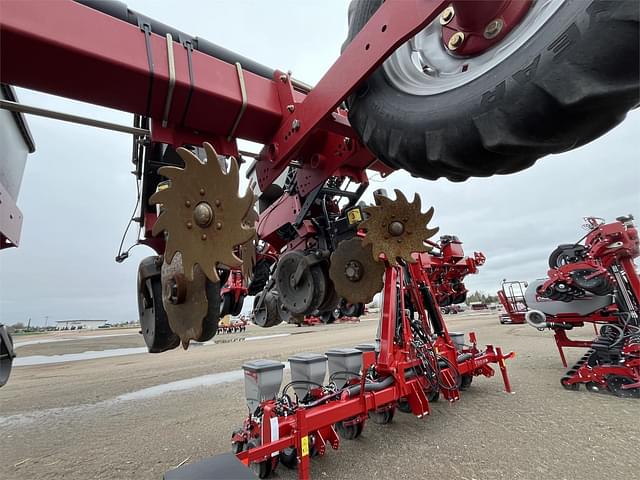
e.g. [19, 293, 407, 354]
[498, 216, 640, 398]
[1, 0, 639, 477]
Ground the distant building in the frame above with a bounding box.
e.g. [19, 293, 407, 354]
[55, 319, 107, 330]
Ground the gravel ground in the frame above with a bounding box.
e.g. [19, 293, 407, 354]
[1, 314, 638, 480]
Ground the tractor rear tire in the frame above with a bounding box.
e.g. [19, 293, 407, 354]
[344, 0, 639, 181]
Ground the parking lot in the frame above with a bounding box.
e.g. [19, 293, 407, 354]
[1, 313, 638, 480]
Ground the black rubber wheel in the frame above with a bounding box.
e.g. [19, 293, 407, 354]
[571, 269, 613, 295]
[0, 326, 14, 387]
[220, 292, 233, 317]
[460, 375, 474, 391]
[279, 447, 298, 469]
[439, 295, 452, 307]
[427, 388, 440, 403]
[253, 292, 282, 328]
[342, 303, 360, 317]
[231, 295, 245, 316]
[397, 398, 412, 414]
[452, 291, 467, 305]
[231, 428, 245, 455]
[247, 259, 272, 296]
[369, 406, 395, 425]
[585, 381, 606, 394]
[344, 1, 639, 181]
[276, 251, 327, 315]
[137, 256, 180, 353]
[336, 419, 362, 440]
[245, 439, 275, 479]
[196, 280, 223, 342]
[561, 378, 580, 391]
[320, 311, 335, 324]
[606, 375, 640, 398]
[548, 244, 586, 268]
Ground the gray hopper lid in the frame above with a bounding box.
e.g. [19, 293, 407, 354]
[325, 348, 362, 357]
[288, 352, 327, 363]
[242, 359, 285, 373]
[354, 344, 376, 352]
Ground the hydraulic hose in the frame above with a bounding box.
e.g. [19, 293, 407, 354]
[74, 0, 311, 91]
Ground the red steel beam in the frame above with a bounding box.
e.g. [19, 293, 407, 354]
[255, 0, 447, 190]
[0, 0, 283, 144]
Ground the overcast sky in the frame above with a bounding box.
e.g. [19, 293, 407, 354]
[1, 1, 638, 326]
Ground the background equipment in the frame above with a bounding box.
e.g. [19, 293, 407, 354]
[498, 216, 640, 397]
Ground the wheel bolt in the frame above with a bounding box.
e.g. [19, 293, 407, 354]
[439, 6, 454, 25]
[448, 32, 465, 51]
[484, 18, 504, 39]
[388, 221, 405, 237]
[193, 202, 214, 228]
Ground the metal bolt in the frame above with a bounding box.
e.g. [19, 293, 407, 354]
[448, 32, 465, 50]
[388, 221, 405, 237]
[193, 202, 214, 228]
[186, 221, 193, 229]
[216, 222, 223, 230]
[185, 200, 192, 207]
[484, 18, 504, 39]
[214, 199, 221, 207]
[201, 233, 207, 241]
[291, 119, 301, 131]
[199, 188, 205, 196]
[439, 6, 454, 25]
[279, 74, 288, 82]
[345, 260, 363, 282]
[287, 104, 295, 113]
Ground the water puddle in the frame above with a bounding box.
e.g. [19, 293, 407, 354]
[0, 364, 290, 428]
[14, 333, 137, 349]
[14, 347, 149, 366]
[14, 333, 294, 366]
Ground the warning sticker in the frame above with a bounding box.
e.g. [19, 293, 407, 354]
[347, 208, 362, 224]
[301, 436, 309, 457]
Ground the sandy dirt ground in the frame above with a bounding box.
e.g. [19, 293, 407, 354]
[1, 314, 638, 480]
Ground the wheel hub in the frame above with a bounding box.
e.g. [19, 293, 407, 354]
[442, 1, 533, 56]
[276, 251, 328, 315]
[388, 221, 405, 237]
[381, 0, 564, 96]
[360, 190, 439, 265]
[193, 202, 214, 228]
[329, 237, 384, 305]
[344, 260, 362, 282]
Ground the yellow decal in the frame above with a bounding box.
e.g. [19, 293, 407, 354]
[301, 436, 309, 457]
[347, 208, 362, 225]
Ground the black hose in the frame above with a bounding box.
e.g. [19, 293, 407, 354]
[75, 0, 276, 80]
[346, 375, 394, 397]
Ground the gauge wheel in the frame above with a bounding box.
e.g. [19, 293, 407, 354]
[561, 377, 580, 391]
[245, 439, 275, 479]
[397, 398, 412, 414]
[137, 256, 180, 353]
[606, 375, 640, 398]
[344, 0, 639, 181]
[460, 374, 473, 391]
[336, 419, 362, 440]
[279, 447, 297, 469]
[369, 406, 395, 425]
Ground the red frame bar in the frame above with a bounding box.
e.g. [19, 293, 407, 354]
[0, 0, 282, 144]
[255, 0, 447, 189]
